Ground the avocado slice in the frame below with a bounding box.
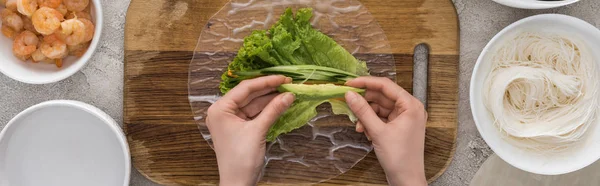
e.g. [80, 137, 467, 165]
[277, 84, 365, 100]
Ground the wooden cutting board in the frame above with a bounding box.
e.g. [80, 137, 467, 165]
[124, 0, 459, 185]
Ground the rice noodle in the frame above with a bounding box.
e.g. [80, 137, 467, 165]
[483, 32, 599, 152]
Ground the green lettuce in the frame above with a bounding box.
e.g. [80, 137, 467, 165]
[266, 99, 358, 142]
[266, 100, 325, 142]
[219, 7, 368, 142]
[329, 99, 358, 123]
[220, 8, 368, 93]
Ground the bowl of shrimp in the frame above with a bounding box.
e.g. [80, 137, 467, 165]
[0, 0, 102, 84]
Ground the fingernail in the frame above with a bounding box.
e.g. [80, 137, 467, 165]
[345, 91, 357, 104]
[344, 79, 355, 85]
[281, 93, 295, 106]
[284, 77, 292, 83]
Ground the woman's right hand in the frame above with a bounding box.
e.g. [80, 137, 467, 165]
[345, 77, 428, 186]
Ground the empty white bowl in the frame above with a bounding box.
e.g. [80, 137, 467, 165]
[470, 14, 600, 175]
[492, 0, 580, 9]
[0, 100, 130, 186]
[0, 0, 103, 84]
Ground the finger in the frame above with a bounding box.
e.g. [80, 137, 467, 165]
[253, 92, 295, 130]
[223, 75, 291, 107]
[345, 91, 383, 133]
[370, 103, 392, 118]
[206, 103, 247, 130]
[235, 111, 248, 120]
[389, 107, 401, 121]
[380, 117, 389, 123]
[346, 76, 412, 103]
[364, 91, 395, 110]
[239, 88, 277, 108]
[365, 130, 372, 141]
[356, 121, 364, 133]
[389, 98, 421, 121]
[240, 93, 278, 118]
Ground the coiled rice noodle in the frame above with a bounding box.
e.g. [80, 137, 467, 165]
[484, 32, 599, 152]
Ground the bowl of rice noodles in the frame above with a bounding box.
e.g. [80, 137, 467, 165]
[471, 14, 600, 175]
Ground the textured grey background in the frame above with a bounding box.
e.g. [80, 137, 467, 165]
[1, 0, 599, 185]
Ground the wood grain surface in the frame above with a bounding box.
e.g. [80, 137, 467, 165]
[124, 0, 459, 185]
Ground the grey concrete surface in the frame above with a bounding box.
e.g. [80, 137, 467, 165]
[1, 0, 599, 185]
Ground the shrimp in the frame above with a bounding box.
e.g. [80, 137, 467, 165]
[78, 18, 93, 42]
[0, 10, 22, 39]
[31, 45, 47, 62]
[5, 0, 17, 11]
[58, 18, 84, 45]
[65, 11, 90, 20]
[63, 0, 87, 12]
[56, 3, 67, 16]
[31, 7, 63, 35]
[21, 14, 39, 34]
[1, 25, 17, 39]
[54, 58, 62, 67]
[16, 0, 38, 17]
[37, 0, 60, 8]
[1, 9, 23, 32]
[30, 35, 46, 62]
[32, 42, 55, 63]
[67, 41, 87, 56]
[40, 33, 67, 59]
[14, 53, 30, 61]
[13, 30, 39, 57]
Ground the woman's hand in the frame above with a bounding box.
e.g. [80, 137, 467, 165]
[345, 76, 428, 186]
[206, 75, 295, 185]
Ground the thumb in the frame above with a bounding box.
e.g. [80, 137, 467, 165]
[345, 91, 383, 133]
[253, 92, 295, 130]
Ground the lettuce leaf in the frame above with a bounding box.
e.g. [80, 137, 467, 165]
[266, 99, 357, 142]
[292, 8, 368, 75]
[219, 7, 368, 142]
[266, 100, 326, 142]
[330, 99, 358, 123]
[220, 8, 368, 93]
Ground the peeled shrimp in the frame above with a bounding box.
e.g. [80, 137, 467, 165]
[54, 58, 62, 67]
[20, 14, 39, 34]
[67, 41, 87, 56]
[30, 35, 46, 62]
[59, 18, 84, 45]
[16, 0, 37, 17]
[14, 53, 29, 61]
[37, 0, 60, 8]
[32, 7, 63, 35]
[1, 25, 17, 39]
[13, 30, 38, 57]
[63, 0, 87, 12]
[1, 9, 23, 32]
[65, 11, 90, 20]
[56, 3, 67, 16]
[78, 18, 93, 42]
[5, 0, 17, 11]
[40, 33, 66, 58]
[31, 47, 46, 62]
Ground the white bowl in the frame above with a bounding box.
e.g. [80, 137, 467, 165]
[470, 14, 600, 175]
[0, 100, 130, 186]
[0, 0, 103, 84]
[492, 0, 580, 9]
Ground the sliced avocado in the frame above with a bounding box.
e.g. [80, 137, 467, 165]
[277, 84, 365, 100]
